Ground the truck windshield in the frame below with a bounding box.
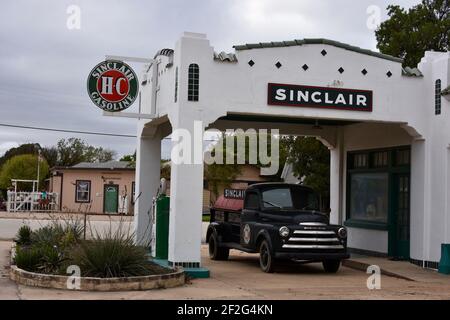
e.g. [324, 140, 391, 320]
[261, 187, 319, 211]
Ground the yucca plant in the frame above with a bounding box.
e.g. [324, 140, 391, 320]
[15, 225, 32, 246]
[30, 221, 83, 249]
[36, 245, 67, 274]
[71, 228, 165, 278]
[30, 225, 61, 247]
[62, 220, 84, 242]
[14, 218, 169, 278]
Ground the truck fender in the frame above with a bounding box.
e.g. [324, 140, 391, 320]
[254, 229, 274, 253]
[206, 223, 224, 244]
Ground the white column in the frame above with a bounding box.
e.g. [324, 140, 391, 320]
[410, 139, 428, 262]
[446, 146, 450, 244]
[329, 129, 343, 225]
[134, 133, 161, 246]
[168, 120, 204, 267]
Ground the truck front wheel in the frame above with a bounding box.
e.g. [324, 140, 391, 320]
[208, 232, 229, 260]
[259, 239, 275, 273]
[322, 260, 341, 273]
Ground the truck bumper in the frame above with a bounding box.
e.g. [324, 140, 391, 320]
[274, 251, 350, 261]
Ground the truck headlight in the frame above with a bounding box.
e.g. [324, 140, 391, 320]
[279, 226, 290, 238]
[337, 227, 347, 239]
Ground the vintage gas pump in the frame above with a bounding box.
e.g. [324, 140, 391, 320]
[151, 179, 170, 259]
[439, 244, 450, 274]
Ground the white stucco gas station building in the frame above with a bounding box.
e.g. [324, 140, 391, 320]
[133, 32, 450, 272]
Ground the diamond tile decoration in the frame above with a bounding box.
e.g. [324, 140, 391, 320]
[321, 49, 327, 56]
[386, 71, 392, 78]
[338, 67, 344, 74]
[361, 68, 368, 75]
[275, 61, 282, 69]
[302, 64, 309, 71]
[248, 60, 255, 67]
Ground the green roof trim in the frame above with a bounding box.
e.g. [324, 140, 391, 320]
[213, 51, 238, 62]
[233, 38, 404, 63]
[402, 67, 423, 77]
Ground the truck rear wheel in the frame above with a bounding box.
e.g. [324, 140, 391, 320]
[208, 232, 229, 260]
[259, 239, 275, 273]
[322, 260, 341, 273]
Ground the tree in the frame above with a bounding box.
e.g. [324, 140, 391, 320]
[0, 143, 40, 168]
[84, 146, 116, 163]
[375, 0, 449, 67]
[203, 132, 287, 201]
[54, 138, 85, 166]
[46, 138, 117, 167]
[0, 154, 49, 191]
[40, 146, 58, 168]
[281, 136, 330, 211]
[160, 160, 171, 180]
[204, 162, 240, 202]
[120, 151, 136, 168]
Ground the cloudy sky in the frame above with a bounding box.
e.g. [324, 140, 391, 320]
[0, 0, 419, 159]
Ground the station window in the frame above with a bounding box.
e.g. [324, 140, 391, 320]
[75, 180, 91, 203]
[347, 147, 410, 226]
[372, 151, 388, 167]
[351, 153, 368, 169]
[188, 63, 199, 101]
[349, 172, 389, 223]
[435, 79, 441, 115]
[395, 149, 410, 166]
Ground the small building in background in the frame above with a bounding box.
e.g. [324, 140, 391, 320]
[48, 161, 271, 215]
[163, 163, 273, 214]
[226, 164, 273, 190]
[49, 161, 135, 214]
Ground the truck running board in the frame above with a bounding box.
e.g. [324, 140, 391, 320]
[221, 242, 256, 253]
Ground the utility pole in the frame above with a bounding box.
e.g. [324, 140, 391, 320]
[36, 149, 41, 192]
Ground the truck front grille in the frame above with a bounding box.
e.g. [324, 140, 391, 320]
[282, 229, 344, 249]
[282, 244, 344, 249]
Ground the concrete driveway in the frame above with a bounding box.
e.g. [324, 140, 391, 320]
[2, 240, 450, 300]
[1, 213, 449, 300]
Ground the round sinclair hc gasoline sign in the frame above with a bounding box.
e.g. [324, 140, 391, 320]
[87, 60, 138, 112]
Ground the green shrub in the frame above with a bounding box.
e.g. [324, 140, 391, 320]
[62, 220, 84, 242]
[30, 225, 60, 247]
[14, 220, 168, 278]
[36, 245, 67, 274]
[15, 225, 32, 245]
[18, 221, 83, 274]
[30, 221, 83, 249]
[14, 246, 41, 272]
[71, 229, 162, 278]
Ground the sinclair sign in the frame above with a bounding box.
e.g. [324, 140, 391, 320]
[87, 60, 139, 112]
[224, 188, 246, 200]
[268, 83, 373, 112]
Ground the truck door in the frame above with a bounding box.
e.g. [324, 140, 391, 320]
[228, 210, 241, 243]
[240, 191, 260, 247]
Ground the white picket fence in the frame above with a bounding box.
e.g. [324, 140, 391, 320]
[7, 191, 59, 212]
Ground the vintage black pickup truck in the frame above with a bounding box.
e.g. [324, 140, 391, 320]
[206, 183, 350, 273]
